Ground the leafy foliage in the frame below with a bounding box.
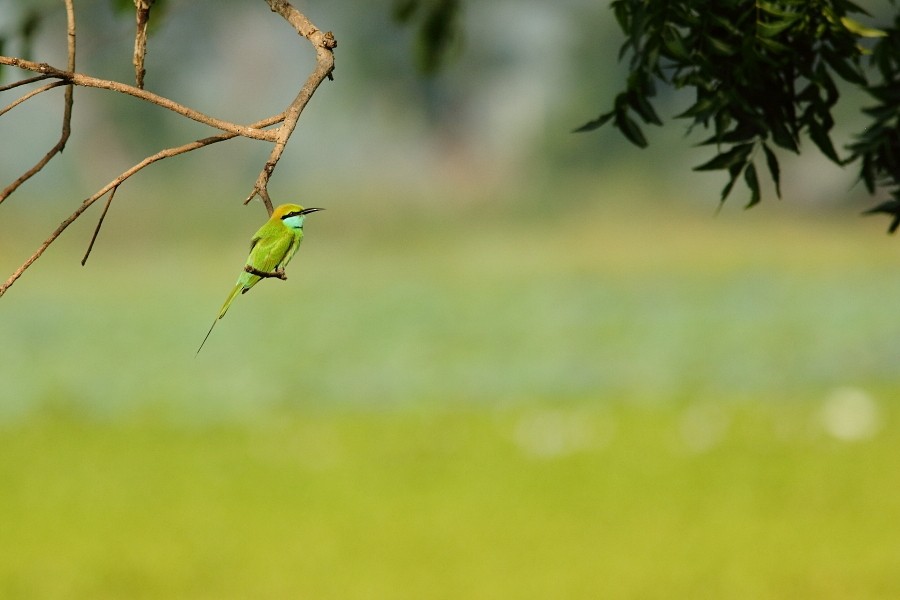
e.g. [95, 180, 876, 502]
[578, 0, 900, 219]
[392, 0, 462, 74]
[848, 10, 900, 213]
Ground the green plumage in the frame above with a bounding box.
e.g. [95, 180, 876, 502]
[219, 217, 303, 317]
[197, 203, 323, 354]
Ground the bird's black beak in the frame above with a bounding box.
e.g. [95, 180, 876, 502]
[300, 207, 324, 215]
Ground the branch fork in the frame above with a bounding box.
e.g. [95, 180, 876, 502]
[0, 0, 335, 298]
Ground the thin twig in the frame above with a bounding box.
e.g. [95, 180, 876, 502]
[0, 80, 67, 117]
[0, 73, 54, 92]
[0, 114, 284, 298]
[0, 56, 278, 142]
[0, 0, 334, 296]
[79, 112, 285, 266]
[246, 0, 336, 214]
[0, 0, 76, 204]
[81, 185, 118, 266]
[133, 0, 153, 88]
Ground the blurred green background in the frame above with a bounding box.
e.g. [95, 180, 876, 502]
[2, 1, 900, 598]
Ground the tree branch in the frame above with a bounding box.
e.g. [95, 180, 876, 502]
[0, 56, 278, 142]
[133, 0, 153, 89]
[0, 80, 67, 118]
[0, 73, 55, 92]
[0, 112, 286, 297]
[0, 0, 75, 204]
[0, 0, 335, 297]
[246, 0, 336, 214]
[78, 114, 286, 267]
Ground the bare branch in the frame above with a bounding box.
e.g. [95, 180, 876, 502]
[0, 0, 75, 204]
[246, 1, 336, 214]
[0, 0, 335, 296]
[81, 185, 118, 266]
[0, 57, 278, 142]
[0, 74, 55, 92]
[133, 0, 153, 88]
[0, 80, 67, 118]
[0, 113, 286, 297]
[78, 113, 285, 267]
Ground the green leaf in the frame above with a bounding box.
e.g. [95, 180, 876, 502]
[815, 65, 840, 105]
[867, 84, 900, 105]
[710, 14, 745, 38]
[675, 95, 719, 120]
[872, 36, 897, 77]
[572, 111, 615, 133]
[761, 142, 782, 198]
[757, 15, 802, 38]
[662, 25, 691, 60]
[707, 36, 737, 56]
[628, 91, 662, 125]
[861, 103, 898, 121]
[615, 111, 649, 147]
[695, 127, 758, 146]
[720, 162, 747, 203]
[612, 1, 630, 33]
[840, 16, 887, 38]
[755, 36, 791, 54]
[808, 123, 841, 164]
[859, 153, 876, 194]
[756, 2, 802, 19]
[823, 50, 867, 85]
[693, 143, 754, 171]
[744, 162, 761, 207]
[770, 120, 799, 153]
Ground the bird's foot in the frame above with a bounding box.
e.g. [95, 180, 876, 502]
[244, 265, 287, 280]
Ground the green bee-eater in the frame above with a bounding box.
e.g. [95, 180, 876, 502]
[197, 203, 324, 353]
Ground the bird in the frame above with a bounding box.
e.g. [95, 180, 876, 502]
[197, 203, 324, 353]
[862, 199, 900, 234]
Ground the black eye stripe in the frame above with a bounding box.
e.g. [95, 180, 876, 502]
[281, 211, 302, 220]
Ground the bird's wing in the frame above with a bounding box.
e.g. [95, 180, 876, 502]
[235, 223, 291, 293]
[277, 231, 303, 270]
[247, 231, 293, 275]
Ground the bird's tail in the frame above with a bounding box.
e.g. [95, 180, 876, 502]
[218, 282, 244, 319]
[196, 283, 243, 354]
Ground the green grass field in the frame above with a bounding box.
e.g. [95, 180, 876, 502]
[2, 405, 900, 599]
[1, 190, 899, 598]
